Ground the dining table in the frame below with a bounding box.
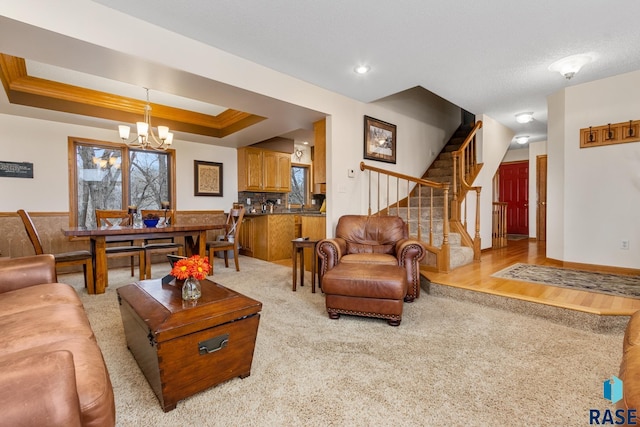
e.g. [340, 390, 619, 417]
[62, 223, 225, 294]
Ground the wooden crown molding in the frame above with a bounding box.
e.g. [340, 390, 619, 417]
[0, 54, 265, 138]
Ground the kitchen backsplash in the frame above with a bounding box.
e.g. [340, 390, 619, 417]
[238, 191, 323, 213]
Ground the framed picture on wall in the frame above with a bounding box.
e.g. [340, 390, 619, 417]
[194, 160, 223, 196]
[363, 115, 396, 164]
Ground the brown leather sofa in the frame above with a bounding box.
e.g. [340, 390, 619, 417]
[316, 215, 426, 301]
[0, 255, 115, 427]
[618, 310, 640, 414]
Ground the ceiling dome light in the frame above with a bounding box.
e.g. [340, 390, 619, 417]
[515, 112, 534, 124]
[354, 65, 371, 74]
[548, 54, 592, 80]
[515, 136, 530, 145]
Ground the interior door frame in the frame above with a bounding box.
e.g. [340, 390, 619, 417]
[536, 155, 547, 241]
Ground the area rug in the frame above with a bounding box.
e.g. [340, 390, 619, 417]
[59, 257, 623, 426]
[492, 263, 640, 298]
[507, 234, 529, 240]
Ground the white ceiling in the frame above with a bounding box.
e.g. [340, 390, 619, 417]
[3, 1, 640, 148]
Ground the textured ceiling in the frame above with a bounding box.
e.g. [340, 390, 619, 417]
[93, 0, 640, 145]
[3, 1, 640, 148]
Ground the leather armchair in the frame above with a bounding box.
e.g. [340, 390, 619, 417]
[316, 215, 426, 301]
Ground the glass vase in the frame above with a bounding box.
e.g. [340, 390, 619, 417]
[182, 277, 202, 301]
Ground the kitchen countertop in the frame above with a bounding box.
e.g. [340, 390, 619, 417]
[244, 210, 325, 217]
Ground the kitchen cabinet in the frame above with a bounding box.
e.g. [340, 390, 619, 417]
[239, 214, 295, 261]
[238, 216, 256, 258]
[238, 147, 290, 192]
[313, 118, 326, 192]
[263, 150, 291, 191]
[242, 148, 263, 190]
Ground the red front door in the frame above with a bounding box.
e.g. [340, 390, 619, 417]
[499, 162, 529, 235]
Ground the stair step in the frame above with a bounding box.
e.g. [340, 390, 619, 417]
[422, 176, 451, 184]
[402, 200, 447, 211]
[419, 244, 474, 270]
[426, 167, 452, 178]
[433, 158, 453, 168]
[398, 218, 452, 238]
[443, 143, 462, 152]
[449, 246, 475, 269]
[415, 188, 450, 197]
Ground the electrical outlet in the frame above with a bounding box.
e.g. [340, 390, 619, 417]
[621, 240, 630, 250]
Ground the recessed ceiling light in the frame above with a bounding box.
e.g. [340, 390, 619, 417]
[548, 54, 592, 80]
[354, 65, 371, 74]
[515, 112, 534, 124]
[302, 141, 309, 145]
[515, 136, 530, 145]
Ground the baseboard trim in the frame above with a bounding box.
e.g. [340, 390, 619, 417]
[545, 257, 640, 276]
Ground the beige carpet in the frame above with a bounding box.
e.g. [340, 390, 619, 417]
[61, 256, 623, 427]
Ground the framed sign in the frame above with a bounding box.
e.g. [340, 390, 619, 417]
[364, 116, 396, 164]
[0, 161, 33, 178]
[194, 160, 223, 196]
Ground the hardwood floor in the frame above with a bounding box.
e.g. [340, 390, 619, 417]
[421, 238, 640, 316]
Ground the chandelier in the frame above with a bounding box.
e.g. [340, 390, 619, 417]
[118, 88, 173, 150]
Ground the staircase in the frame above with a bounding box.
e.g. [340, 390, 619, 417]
[403, 125, 475, 270]
[362, 122, 481, 273]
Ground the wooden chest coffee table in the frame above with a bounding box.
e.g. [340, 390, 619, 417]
[117, 278, 262, 412]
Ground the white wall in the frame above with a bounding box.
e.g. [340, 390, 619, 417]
[502, 147, 529, 162]
[0, 114, 239, 212]
[471, 115, 514, 249]
[547, 69, 640, 268]
[546, 90, 566, 260]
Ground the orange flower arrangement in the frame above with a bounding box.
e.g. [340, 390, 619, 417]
[170, 255, 210, 280]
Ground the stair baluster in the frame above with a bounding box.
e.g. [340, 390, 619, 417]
[360, 161, 450, 273]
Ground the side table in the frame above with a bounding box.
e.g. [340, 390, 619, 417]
[292, 238, 319, 293]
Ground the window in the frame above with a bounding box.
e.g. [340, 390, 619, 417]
[289, 164, 309, 205]
[69, 138, 176, 227]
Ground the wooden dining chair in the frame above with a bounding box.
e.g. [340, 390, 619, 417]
[95, 210, 146, 280]
[140, 209, 184, 279]
[206, 206, 245, 274]
[17, 209, 95, 292]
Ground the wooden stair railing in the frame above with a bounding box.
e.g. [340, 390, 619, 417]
[452, 121, 483, 260]
[360, 161, 451, 273]
[492, 202, 508, 248]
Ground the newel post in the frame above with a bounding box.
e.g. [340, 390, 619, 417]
[451, 152, 460, 222]
[474, 188, 481, 261]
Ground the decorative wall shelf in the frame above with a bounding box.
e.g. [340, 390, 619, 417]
[580, 120, 640, 148]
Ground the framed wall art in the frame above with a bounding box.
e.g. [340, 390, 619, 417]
[194, 160, 223, 196]
[363, 115, 397, 164]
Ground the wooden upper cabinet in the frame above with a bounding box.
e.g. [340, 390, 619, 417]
[263, 151, 277, 190]
[277, 153, 291, 191]
[238, 147, 291, 192]
[313, 118, 326, 188]
[245, 148, 264, 190]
